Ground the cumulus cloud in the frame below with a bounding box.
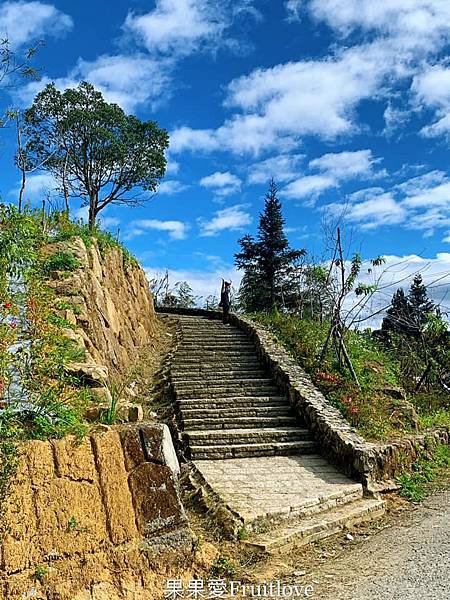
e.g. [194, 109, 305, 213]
[285, 0, 303, 22]
[158, 180, 189, 195]
[198, 204, 252, 236]
[248, 153, 305, 184]
[9, 172, 57, 202]
[17, 54, 171, 112]
[281, 149, 384, 201]
[170, 0, 450, 155]
[0, 1, 73, 47]
[125, 219, 189, 241]
[124, 0, 261, 58]
[199, 171, 241, 197]
[322, 169, 450, 235]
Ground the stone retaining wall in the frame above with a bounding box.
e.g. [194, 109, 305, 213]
[1, 423, 192, 600]
[158, 307, 450, 492]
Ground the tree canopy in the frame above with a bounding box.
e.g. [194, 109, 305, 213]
[24, 81, 169, 228]
[235, 179, 305, 312]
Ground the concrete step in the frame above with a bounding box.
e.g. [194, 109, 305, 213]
[182, 416, 298, 430]
[181, 406, 293, 419]
[174, 385, 280, 399]
[177, 396, 290, 409]
[191, 440, 317, 459]
[242, 497, 386, 553]
[184, 427, 312, 446]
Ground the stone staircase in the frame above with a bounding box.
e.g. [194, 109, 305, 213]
[170, 314, 386, 551]
[171, 315, 315, 460]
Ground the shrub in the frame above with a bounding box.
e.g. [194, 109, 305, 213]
[42, 251, 80, 274]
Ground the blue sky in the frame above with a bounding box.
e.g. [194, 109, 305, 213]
[1, 0, 450, 309]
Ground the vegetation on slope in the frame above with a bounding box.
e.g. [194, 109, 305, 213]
[0, 206, 140, 516]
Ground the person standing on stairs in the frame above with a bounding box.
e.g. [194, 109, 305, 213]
[219, 278, 232, 324]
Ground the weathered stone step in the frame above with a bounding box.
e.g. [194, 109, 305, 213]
[174, 385, 280, 399]
[172, 358, 262, 368]
[175, 350, 257, 358]
[173, 377, 275, 389]
[181, 334, 248, 341]
[172, 369, 267, 380]
[185, 427, 312, 446]
[191, 440, 317, 459]
[242, 498, 386, 553]
[182, 416, 299, 430]
[177, 396, 289, 409]
[181, 406, 293, 419]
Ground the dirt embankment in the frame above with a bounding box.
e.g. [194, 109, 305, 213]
[1, 425, 193, 600]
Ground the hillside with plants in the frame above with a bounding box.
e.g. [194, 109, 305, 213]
[234, 181, 450, 443]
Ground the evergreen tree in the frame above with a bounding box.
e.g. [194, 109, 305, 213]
[381, 288, 412, 334]
[381, 275, 435, 335]
[235, 179, 305, 312]
[408, 274, 435, 329]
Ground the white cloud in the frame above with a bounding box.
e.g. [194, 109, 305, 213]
[282, 174, 336, 201]
[309, 0, 450, 50]
[248, 153, 304, 184]
[412, 64, 450, 137]
[125, 219, 189, 241]
[158, 180, 188, 195]
[336, 193, 407, 230]
[200, 171, 241, 196]
[281, 149, 384, 201]
[444, 233, 450, 243]
[0, 1, 73, 47]
[323, 169, 450, 234]
[124, 0, 221, 57]
[198, 204, 251, 236]
[17, 54, 170, 112]
[170, 1, 450, 156]
[10, 172, 57, 201]
[170, 40, 404, 155]
[285, 0, 302, 22]
[309, 149, 382, 180]
[124, 0, 260, 59]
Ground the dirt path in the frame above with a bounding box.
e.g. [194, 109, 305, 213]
[300, 490, 450, 600]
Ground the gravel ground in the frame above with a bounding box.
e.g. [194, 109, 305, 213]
[313, 490, 450, 600]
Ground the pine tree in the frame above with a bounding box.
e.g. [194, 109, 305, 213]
[381, 275, 435, 335]
[235, 179, 305, 312]
[408, 274, 435, 329]
[381, 288, 412, 334]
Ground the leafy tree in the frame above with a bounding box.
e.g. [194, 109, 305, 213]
[235, 179, 305, 312]
[24, 82, 169, 229]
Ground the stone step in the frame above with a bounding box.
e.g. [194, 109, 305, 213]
[185, 427, 312, 446]
[177, 396, 289, 409]
[181, 334, 248, 341]
[174, 377, 275, 389]
[183, 416, 299, 431]
[179, 342, 255, 350]
[191, 440, 317, 460]
[175, 385, 280, 399]
[175, 350, 257, 358]
[172, 358, 262, 368]
[181, 406, 293, 419]
[172, 369, 267, 380]
[242, 498, 386, 553]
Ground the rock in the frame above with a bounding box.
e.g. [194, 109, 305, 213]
[65, 363, 109, 387]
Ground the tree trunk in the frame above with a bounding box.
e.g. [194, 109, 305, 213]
[88, 194, 97, 231]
